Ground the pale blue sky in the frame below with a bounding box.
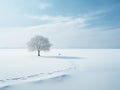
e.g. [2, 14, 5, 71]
[0, 0, 120, 48]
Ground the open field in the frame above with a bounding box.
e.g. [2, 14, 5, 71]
[0, 49, 120, 90]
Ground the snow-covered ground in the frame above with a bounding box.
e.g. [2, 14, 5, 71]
[0, 49, 74, 87]
[0, 49, 120, 90]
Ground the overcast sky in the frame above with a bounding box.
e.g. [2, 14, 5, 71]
[0, 0, 120, 48]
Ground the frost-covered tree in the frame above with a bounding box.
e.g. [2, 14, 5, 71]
[27, 35, 52, 56]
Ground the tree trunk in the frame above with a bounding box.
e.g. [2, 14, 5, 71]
[38, 50, 40, 56]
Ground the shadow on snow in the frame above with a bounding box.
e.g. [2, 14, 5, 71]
[40, 56, 81, 60]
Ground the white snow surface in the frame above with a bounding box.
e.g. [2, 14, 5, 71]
[0, 49, 120, 90]
[0, 49, 74, 87]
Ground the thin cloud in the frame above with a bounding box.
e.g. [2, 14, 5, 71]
[25, 9, 108, 29]
[26, 15, 72, 22]
[83, 10, 108, 17]
[25, 14, 91, 29]
[38, 2, 51, 10]
[2, 9, 117, 48]
[0, 9, 119, 48]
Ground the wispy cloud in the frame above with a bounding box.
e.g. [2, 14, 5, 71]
[25, 14, 92, 30]
[82, 10, 108, 18]
[1, 9, 119, 48]
[25, 9, 108, 31]
[27, 15, 72, 23]
[38, 2, 51, 10]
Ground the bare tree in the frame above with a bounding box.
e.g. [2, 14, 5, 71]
[27, 35, 52, 56]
